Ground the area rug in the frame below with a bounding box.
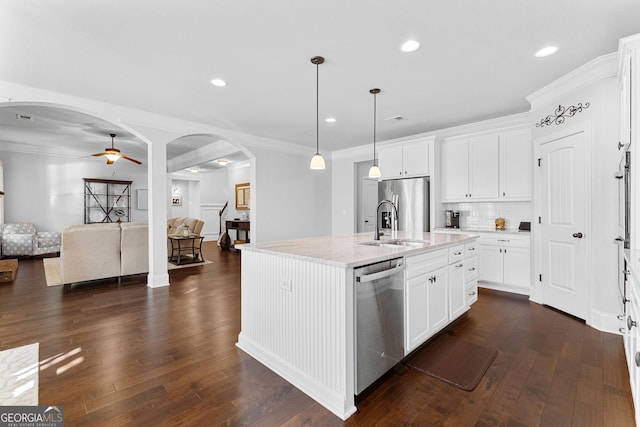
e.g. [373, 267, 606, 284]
[44, 257, 213, 286]
[406, 333, 498, 391]
[0, 343, 39, 405]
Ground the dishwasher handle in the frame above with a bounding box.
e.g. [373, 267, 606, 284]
[356, 264, 405, 283]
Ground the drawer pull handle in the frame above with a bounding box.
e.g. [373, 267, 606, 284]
[498, 239, 510, 242]
[468, 247, 476, 251]
[454, 251, 462, 255]
[468, 267, 476, 271]
[620, 327, 627, 334]
[636, 352, 640, 367]
[468, 291, 476, 296]
[455, 263, 463, 268]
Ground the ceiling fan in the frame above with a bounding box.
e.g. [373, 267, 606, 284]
[92, 133, 142, 165]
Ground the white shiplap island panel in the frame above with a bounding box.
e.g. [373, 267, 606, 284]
[236, 231, 477, 420]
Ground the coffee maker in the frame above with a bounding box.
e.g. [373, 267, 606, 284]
[445, 210, 460, 228]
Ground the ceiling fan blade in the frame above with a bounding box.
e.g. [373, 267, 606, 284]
[92, 152, 108, 157]
[121, 155, 142, 165]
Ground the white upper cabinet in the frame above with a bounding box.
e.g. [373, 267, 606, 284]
[441, 138, 468, 200]
[378, 139, 431, 179]
[441, 134, 499, 202]
[499, 129, 532, 200]
[440, 127, 531, 202]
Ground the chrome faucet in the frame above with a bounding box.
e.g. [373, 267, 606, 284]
[375, 199, 399, 240]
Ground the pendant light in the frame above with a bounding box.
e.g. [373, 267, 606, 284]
[309, 56, 326, 170]
[368, 88, 382, 178]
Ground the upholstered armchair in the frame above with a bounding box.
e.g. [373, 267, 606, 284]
[1, 223, 61, 257]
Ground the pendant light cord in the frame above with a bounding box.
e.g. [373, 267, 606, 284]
[373, 91, 377, 165]
[316, 62, 320, 154]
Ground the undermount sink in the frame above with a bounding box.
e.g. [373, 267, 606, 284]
[360, 239, 430, 248]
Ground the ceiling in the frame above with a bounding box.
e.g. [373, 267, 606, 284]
[1, 1, 640, 156]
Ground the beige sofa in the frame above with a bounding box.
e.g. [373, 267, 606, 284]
[60, 222, 148, 285]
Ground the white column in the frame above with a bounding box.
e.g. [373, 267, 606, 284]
[147, 137, 170, 288]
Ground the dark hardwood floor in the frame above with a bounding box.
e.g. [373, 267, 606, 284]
[0, 243, 635, 426]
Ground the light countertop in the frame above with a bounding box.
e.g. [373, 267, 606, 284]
[433, 227, 531, 236]
[237, 231, 478, 268]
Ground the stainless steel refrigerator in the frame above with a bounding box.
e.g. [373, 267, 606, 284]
[378, 177, 430, 238]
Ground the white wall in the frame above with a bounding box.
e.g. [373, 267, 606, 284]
[226, 163, 250, 221]
[200, 168, 228, 204]
[170, 179, 191, 218]
[252, 146, 332, 242]
[0, 150, 148, 231]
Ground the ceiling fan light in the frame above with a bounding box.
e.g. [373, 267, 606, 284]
[105, 152, 121, 162]
[310, 153, 326, 170]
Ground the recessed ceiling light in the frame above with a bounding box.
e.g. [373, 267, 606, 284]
[325, 117, 336, 123]
[189, 167, 200, 173]
[535, 46, 558, 58]
[400, 40, 421, 53]
[210, 78, 228, 87]
[217, 159, 228, 166]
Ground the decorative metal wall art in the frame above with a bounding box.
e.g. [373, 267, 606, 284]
[536, 102, 590, 127]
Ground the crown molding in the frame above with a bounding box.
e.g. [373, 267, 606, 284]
[618, 33, 640, 79]
[526, 52, 617, 109]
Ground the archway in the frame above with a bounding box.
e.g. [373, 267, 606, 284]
[165, 133, 254, 244]
[0, 101, 169, 286]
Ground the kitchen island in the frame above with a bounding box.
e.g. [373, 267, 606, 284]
[237, 231, 478, 420]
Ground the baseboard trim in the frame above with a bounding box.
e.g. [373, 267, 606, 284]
[589, 309, 624, 335]
[236, 333, 357, 421]
[478, 281, 530, 296]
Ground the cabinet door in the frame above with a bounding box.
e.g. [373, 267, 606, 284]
[378, 146, 403, 179]
[405, 274, 430, 353]
[468, 134, 499, 200]
[440, 138, 469, 202]
[449, 261, 467, 320]
[503, 246, 531, 289]
[499, 129, 532, 200]
[479, 244, 503, 283]
[403, 140, 430, 176]
[429, 267, 449, 334]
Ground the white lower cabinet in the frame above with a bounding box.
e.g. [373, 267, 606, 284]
[478, 233, 531, 294]
[405, 239, 479, 355]
[625, 268, 640, 424]
[405, 249, 449, 354]
[449, 244, 467, 320]
[464, 242, 479, 306]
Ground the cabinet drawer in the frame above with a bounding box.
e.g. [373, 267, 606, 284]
[406, 249, 448, 279]
[448, 244, 465, 264]
[465, 241, 478, 258]
[478, 233, 530, 248]
[465, 256, 478, 282]
[465, 280, 478, 305]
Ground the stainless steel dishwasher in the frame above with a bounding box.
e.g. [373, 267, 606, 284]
[354, 257, 405, 394]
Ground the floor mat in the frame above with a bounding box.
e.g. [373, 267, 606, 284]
[406, 333, 498, 391]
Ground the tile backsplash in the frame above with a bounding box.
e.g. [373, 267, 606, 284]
[444, 201, 532, 231]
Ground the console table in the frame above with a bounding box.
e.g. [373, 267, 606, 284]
[226, 220, 250, 251]
[168, 234, 205, 265]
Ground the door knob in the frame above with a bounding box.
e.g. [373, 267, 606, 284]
[572, 232, 583, 239]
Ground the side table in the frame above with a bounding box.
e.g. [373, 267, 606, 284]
[168, 234, 205, 265]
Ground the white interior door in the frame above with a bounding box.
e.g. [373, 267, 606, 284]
[539, 131, 588, 320]
[362, 178, 378, 232]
